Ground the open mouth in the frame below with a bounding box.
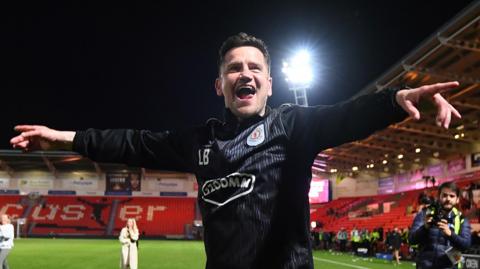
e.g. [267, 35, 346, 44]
[235, 86, 256, 100]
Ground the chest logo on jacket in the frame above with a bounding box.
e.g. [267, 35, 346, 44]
[247, 124, 265, 146]
[201, 172, 255, 206]
[198, 147, 211, 166]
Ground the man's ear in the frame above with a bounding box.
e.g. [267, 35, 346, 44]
[267, 76, 273, 97]
[215, 78, 223, 96]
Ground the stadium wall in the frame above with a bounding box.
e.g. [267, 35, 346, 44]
[0, 171, 197, 198]
[0, 195, 196, 237]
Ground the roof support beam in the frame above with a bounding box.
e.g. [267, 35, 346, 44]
[41, 156, 57, 178]
[0, 160, 14, 177]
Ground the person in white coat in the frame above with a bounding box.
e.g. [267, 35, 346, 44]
[0, 215, 14, 269]
[119, 218, 139, 269]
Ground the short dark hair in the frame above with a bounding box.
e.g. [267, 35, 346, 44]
[438, 181, 460, 197]
[218, 32, 271, 73]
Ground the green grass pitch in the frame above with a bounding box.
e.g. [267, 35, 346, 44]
[7, 238, 415, 268]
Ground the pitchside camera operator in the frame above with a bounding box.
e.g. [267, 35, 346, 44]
[409, 182, 471, 269]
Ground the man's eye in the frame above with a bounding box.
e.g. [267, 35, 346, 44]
[227, 66, 241, 72]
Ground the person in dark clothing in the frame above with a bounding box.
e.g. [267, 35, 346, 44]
[385, 228, 392, 249]
[10, 32, 461, 269]
[77, 197, 110, 227]
[322, 230, 331, 250]
[391, 227, 402, 265]
[409, 182, 471, 269]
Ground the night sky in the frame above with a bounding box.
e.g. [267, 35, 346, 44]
[2, 0, 475, 149]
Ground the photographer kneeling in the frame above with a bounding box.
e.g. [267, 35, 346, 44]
[409, 182, 471, 269]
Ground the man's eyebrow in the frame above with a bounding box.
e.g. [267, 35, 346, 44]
[224, 61, 242, 69]
[226, 61, 242, 65]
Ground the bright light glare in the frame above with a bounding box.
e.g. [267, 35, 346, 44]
[282, 49, 313, 86]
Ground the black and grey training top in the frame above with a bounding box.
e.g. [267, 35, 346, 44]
[73, 88, 407, 269]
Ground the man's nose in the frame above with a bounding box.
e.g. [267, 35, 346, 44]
[239, 70, 253, 81]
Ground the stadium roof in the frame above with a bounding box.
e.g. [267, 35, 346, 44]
[0, 150, 132, 177]
[315, 1, 480, 177]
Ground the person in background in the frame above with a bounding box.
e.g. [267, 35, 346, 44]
[401, 227, 409, 244]
[129, 173, 141, 192]
[322, 230, 331, 250]
[361, 228, 371, 254]
[337, 228, 348, 252]
[119, 218, 139, 269]
[409, 182, 471, 269]
[370, 228, 380, 256]
[0, 215, 14, 269]
[350, 226, 360, 254]
[385, 229, 392, 253]
[390, 227, 402, 265]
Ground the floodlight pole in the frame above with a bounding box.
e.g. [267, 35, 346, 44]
[290, 86, 309, 106]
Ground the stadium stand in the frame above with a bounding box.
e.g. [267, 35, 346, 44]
[0, 195, 196, 237]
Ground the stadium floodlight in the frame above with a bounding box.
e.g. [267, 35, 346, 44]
[282, 49, 314, 106]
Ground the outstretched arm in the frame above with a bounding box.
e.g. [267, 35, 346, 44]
[10, 125, 75, 151]
[11, 126, 195, 172]
[395, 81, 461, 128]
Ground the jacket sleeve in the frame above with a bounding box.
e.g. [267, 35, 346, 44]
[130, 230, 139, 241]
[73, 128, 196, 172]
[281, 88, 408, 158]
[409, 210, 429, 245]
[448, 218, 471, 251]
[1, 225, 14, 240]
[119, 228, 130, 244]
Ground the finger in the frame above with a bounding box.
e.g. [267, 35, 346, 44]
[435, 106, 444, 127]
[19, 130, 43, 139]
[10, 135, 27, 144]
[433, 93, 462, 120]
[437, 222, 447, 227]
[12, 140, 30, 149]
[420, 81, 460, 95]
[450, 104, 462, 119]
[436, 103, 447, 127]
[433, 94, 453, 128]
[14, 125, 42, 132]
[443, 109, 452, 129]
[404, 100, 421, 120]
[17, 141, 30, 149]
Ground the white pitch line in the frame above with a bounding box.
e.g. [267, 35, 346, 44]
[313, 256, 371, 269]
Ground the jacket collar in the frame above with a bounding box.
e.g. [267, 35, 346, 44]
[223, 106, 271, 132]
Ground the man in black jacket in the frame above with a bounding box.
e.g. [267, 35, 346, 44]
[10, 33, 461, 269]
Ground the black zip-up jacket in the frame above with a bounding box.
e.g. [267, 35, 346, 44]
[73, 89, 408, 269]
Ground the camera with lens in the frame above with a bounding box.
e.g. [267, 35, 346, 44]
[426, 200, 454, 226]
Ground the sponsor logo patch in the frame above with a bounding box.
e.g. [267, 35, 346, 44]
[201, 172, 255, 206]
[247, 124, 265, 146]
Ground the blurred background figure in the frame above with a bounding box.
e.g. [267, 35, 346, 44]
[119, 218, 139, 269]
[0, 214, 14, 269]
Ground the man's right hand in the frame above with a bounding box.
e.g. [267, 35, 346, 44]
[10, 125, 76, 151]
[424, 214, 434, 229]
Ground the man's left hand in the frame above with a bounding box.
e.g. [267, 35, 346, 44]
[437, 219, 452, 237]
[395, 81, 461, 129]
